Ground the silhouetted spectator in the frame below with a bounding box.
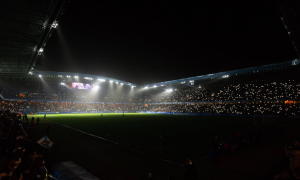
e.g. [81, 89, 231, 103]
[184, 158, 197, 180]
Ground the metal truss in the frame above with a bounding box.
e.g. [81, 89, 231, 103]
[272, 0, 300, 57]
[0, 0, 69, 77]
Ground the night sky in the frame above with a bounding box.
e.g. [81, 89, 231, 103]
[35, 1, 298, 85]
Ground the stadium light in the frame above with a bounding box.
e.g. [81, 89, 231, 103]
[84, 77, 93, 80]
[29, 72, 32, 75]
[166, 89, 173, 92]
[98, 79, 105, 81]
[66, 75, 71, 78]
[116, 82, 119, 84]
[51, 21, 58, 28]
[222, 75, 229, 78]
[93, 85, 99, 90]
[74, 76, 78, 78]
[110, 80, 113, 83]
[131, 86, 135, 88]
[60, 83, 65, 85]
[39, 75, 42, 77]
[58, 75, 63, 77]
[121, 83, 123, 85]
[38, 48, 43, 55]
[153, 85, 157, 88]
[144, 86, 148, 89]
[161, 85, 164, 86]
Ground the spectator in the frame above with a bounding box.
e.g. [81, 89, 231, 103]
[183, 158, 197, 180]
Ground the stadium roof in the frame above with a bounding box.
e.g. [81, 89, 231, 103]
[141, 59, 300, 88]
[0, 0, 69, 77]
[29, 71, 137, 87]
[26, 59, 300, 88]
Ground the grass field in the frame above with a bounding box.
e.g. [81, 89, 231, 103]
[24, 113, 298, 179]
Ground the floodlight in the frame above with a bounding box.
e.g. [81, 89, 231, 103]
[58, 75, 63, 77]
[116, 82, 119, 84]
[166, 89, 173, 92]
[51, 21, 58, 28]
[144, 86, 148, 89]
[29, 72, 32, 75]
[39, 75, 41, 77]
[110, 80, 113, 83]
[161, 85, 164, 86]
[60, 83, 65, 85]
[121, 83, 123, 85]
[93, 85, 99, 90]
[98, 79, 105, 81]
[38, 48, 43, 55]
[153, 85, 157, 88]
[74, 76, 78, 78]
[131, 86, 134, 88]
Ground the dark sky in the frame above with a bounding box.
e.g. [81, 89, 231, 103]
[35, 1, 298, 85]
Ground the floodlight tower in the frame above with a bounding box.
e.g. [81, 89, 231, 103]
[272, 0, 300, 58]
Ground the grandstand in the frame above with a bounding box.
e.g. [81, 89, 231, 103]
[1, 0, 300, 180]
[1, 58, 300, 117]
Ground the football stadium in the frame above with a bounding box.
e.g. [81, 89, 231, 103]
[1, 1, 300, 180]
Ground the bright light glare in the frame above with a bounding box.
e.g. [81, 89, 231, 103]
[74, 76, 78, 78]
[153, 85, 157, 88]
[51, 21, 58, 28]
[60, 83, 65, 85]
[110, 80, 113, 83]
[93, 85, 99, 90]
[39, 75, 41, 77]
[121, 83, 123, 85]
[166, 89, 173, 92]
[144, 86, 148, 89]
[98, 79, 105, 81]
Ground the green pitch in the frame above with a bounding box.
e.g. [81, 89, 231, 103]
[27, 113, 283, 156]
[28, 113, 286, 149]
[25, 113, 292, 178]
[29, 113, 258, 148]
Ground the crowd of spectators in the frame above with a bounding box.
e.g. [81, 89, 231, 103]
[0, 110, 47, 180]
[0, 79, 300, 117]
[1, 79, 300, 104]
[1, 100, 300, 117]
[274, 140, 300, 179]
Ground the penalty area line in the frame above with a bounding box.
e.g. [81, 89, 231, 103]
[53, 122, 181, 166]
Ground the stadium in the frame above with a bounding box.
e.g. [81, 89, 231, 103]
[1, 1, 300, 180]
